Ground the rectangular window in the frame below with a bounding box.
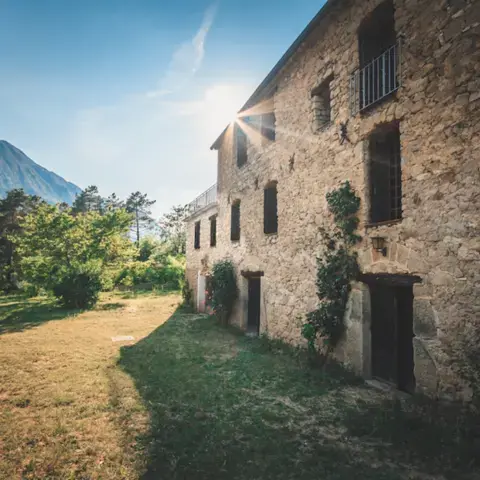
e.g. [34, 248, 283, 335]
[261, 112, 276, 142]
[231, 201, 240, 241]
[236, 126, 247, 167]
[264, 183, 278, 234]
[351, 1, 399, 114]
[369, 125, 402, 224]
[194, 221, 201, 249]
[312, 77, 332, 131]
[210, 215, 217, 247]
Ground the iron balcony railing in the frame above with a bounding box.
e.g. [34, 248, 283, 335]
[188, 184, 217, 214]
[350, 40, 402, 116]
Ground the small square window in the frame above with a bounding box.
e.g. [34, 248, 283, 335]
[311, 76, 333, 130]
[261, 112, 276, 143]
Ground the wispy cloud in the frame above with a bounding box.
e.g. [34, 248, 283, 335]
[147, 3, 218, 98]
[68, 3, 236, 215]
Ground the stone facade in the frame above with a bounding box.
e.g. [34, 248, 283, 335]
[186, 0, 480, 400]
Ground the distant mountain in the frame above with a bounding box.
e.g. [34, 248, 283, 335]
[0, 140, 81, 204]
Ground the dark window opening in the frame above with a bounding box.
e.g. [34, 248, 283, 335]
[354, 1, 399, 113]
[359, 1, 396, 67]
[369, 125, 402, 224]
[312, 76, 333, 130]
[210, 215, 217, 247]
[261, 112, 276, 142]
[231, 201, 240, 241]
[236, 125, 247, 167]
[194, 221, 201, 249]
[264, 183, 278, 234]
[370, 282, 415, 393]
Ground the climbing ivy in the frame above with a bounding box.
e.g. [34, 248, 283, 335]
[302, 181, 361, 358]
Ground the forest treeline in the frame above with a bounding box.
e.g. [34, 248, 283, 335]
[0, 186, 189, 308]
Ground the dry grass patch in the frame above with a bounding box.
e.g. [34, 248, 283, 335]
[0, 292, 180, 480]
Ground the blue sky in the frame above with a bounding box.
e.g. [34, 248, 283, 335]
[0, 0, 325, 215]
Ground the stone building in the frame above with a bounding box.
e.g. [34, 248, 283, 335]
[185, 0, 480, 399]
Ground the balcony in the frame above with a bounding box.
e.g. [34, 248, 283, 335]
[187, 184, 217, 215]
[350, 40, 402, 116]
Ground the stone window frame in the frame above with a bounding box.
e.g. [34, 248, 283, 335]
[194, 221, 201, 250]
[263, 181, 278, 235]
[311, 73, 334, 132]
[363, 121, 403, 227]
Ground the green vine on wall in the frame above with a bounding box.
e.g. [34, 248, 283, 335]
[210, 259, 238, 325]
[302, 181, 361, 358]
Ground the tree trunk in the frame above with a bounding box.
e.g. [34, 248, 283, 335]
[135, 209, 140, 245]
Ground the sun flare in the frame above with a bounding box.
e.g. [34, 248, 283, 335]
[204, 85, 251, 130]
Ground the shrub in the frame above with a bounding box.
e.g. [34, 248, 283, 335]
[19, 282, 40, 298]
[210, 260, 238, 324]
[52, 262, 102, 309]
[115, 255, 185, 290]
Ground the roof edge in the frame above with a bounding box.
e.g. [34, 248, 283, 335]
[209, 0, 338, 151]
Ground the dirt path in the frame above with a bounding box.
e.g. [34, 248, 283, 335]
[0, 293, 180, 480]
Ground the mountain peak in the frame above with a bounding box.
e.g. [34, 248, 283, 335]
[0, 141, 81, 204]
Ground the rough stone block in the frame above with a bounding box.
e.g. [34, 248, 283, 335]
[413, 338, 438, 396]
[431, 269, 455, 286]
[396, 245, 410, 266]
[407, 251, 429, 274]
[349, 290, 363, 321]
[413, 282, 433, 297]
[413, 299, 438, 338]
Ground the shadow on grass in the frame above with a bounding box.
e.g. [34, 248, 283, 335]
[0, 296, 81, 335]
[117, 311, 479, 480]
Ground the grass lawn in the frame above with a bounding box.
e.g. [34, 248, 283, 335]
[1, 293, 478, 479]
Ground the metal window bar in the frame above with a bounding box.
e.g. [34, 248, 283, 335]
[188, 184, 217, 214]
[350, 40, 402, 116]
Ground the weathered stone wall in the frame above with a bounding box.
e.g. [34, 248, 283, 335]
[185, 204, 218, 309]
[185, 0, 480, 399]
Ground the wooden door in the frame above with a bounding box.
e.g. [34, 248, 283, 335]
[247, 277, 261, 335]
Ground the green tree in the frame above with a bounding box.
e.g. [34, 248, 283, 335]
[125, 191, 156, 245]
[104, 193, 125, 212]
[14, 203, 135, 305]
[0, 189, 42, 291]
[72, 185, 104, 214]
[159, 204, 189, 255]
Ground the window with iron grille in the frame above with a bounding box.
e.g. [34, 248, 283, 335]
[351, 1, 400, 115]
[231, 201, 240, 241]
[312, 76, 333, 130]
[261, 112, 276, 142]
[264, 183, 278, 234]
[194, 221, 201, 249]
[236, 125, 247, 167]
[210, 215, 217, 247]
[369, 125, 402, 224]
